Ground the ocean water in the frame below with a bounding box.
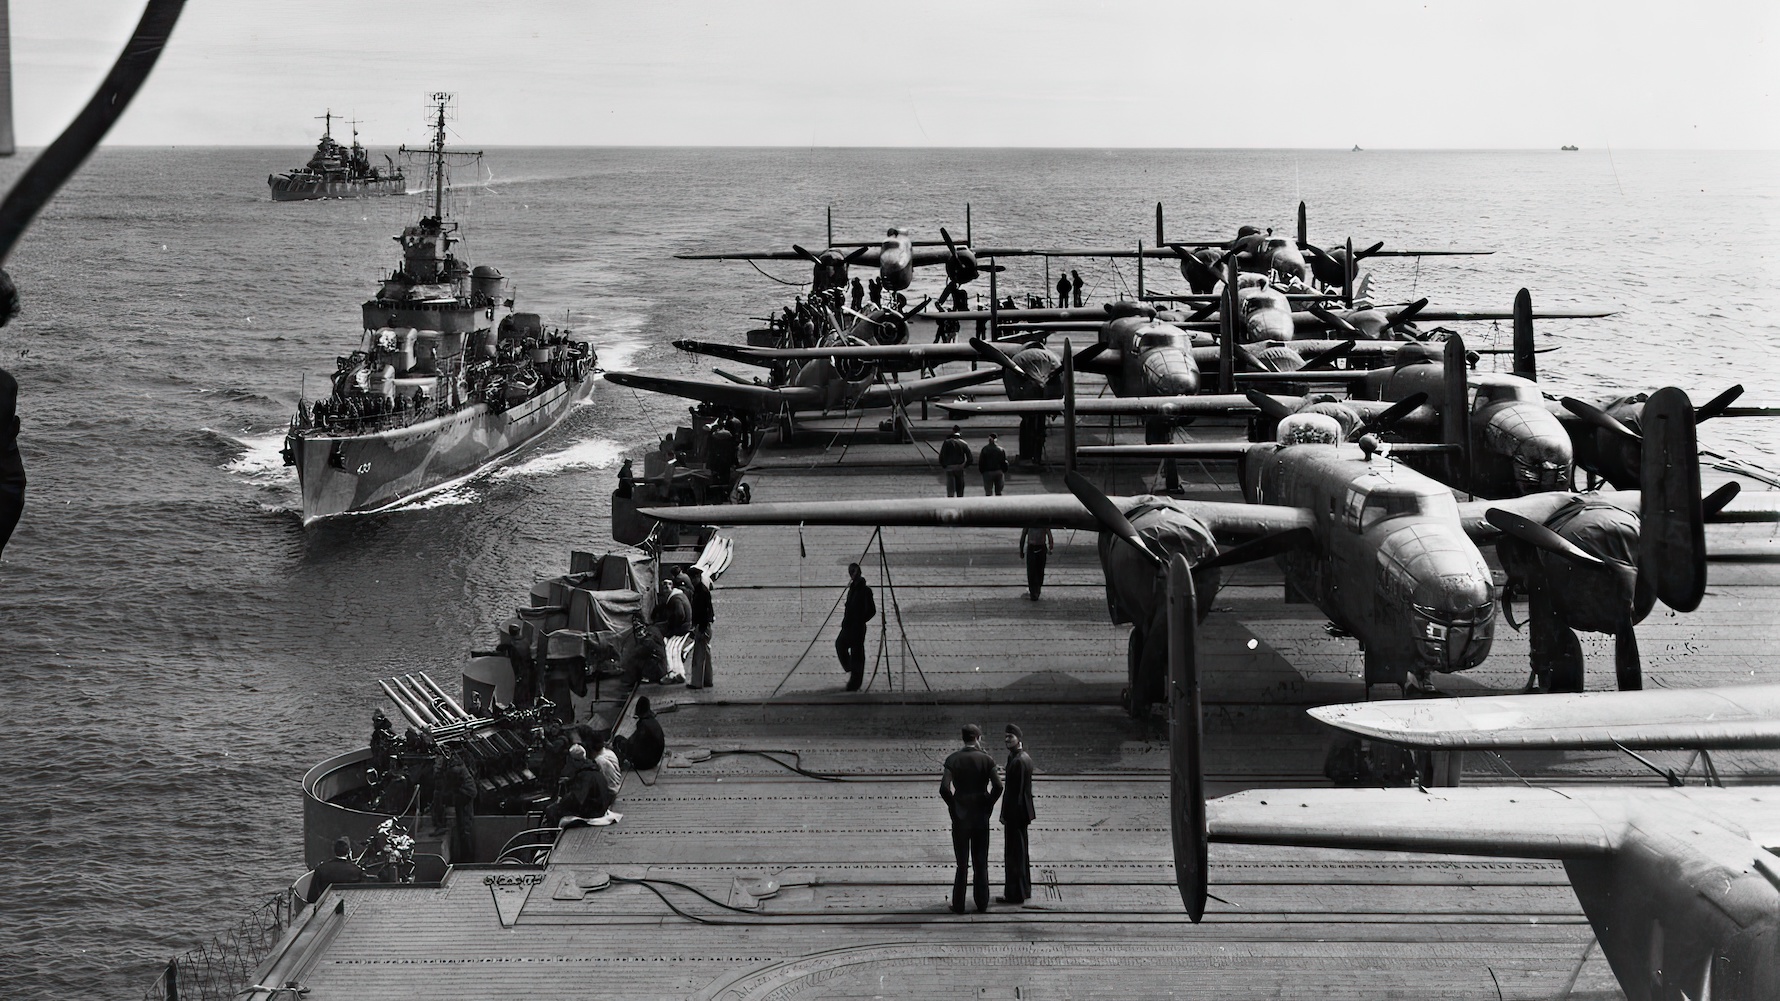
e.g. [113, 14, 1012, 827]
[0, 147, 1775, 998]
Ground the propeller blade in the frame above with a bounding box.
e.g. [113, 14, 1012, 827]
[1072, 341, 1110, 366]
[791, 244, 820, 264]
[1243, 388, 1296, 423]
[1065, 469, 1160, 565]
[1695, 384, 1745, 422]
[1164, 552, 1207, 920]
[1561, 396, 1641, 442]
[1200, 526, 1315, 569]
[1155, 202, 1165, 248]
[900, 296, 931, 319]
[1235, 343, 1274, 372]
[1298, 339, 1356, 371]
[1300, 241, 1330, 261]
[1353, 240, 1385, 260]
[940, 226, 959, 258]
[1355, 391, 1428, 438]
[1704, 481, 1741, 519]
[968, 336, 1022, 374]
[1486, 508, 1607, 568]
[1307, 305, 1359, 336]
[1383, 298, 1429, 333]
[937, 280, 958, 308]
[1614, 620, 1642, 691]
[843, 246, 871, 264]
[1185, 300, 1219, 322]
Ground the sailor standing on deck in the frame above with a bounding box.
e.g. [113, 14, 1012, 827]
[940, 724, 1002, 913]
[938, 426, 974, 498]
[997, 725, 1036, 905]
[836, 562, 876, 691]
[1055, 273, 1071, 309]
[686, 566, 715, 689]
[1018, 526, 1054, 600]
[978, 433, 1008, 496]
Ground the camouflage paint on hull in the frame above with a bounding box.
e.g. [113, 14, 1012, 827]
[268, 176, 408, 201]
[290, 376, 595, 525]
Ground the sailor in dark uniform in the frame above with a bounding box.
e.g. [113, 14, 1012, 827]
[939, 724, 1002, 913]
[998, 724, 1036, 904]
[307, 837, 366, 903]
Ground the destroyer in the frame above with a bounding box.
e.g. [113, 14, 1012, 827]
[282, 96, 597, 524]
[267, 112, 406, 201]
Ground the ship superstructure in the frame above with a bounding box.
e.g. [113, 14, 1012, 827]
[282, 95, 596, 524]
[268, 111, 406, 201]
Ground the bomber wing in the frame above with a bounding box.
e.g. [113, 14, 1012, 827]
[674, 250, 811, 261]
[1290, 304, 1616, 332]
[676, 339, 1040, 366]
[1211, 786, 1629, 858]
[638, 494, 1313, 541]
[853, 368, 1003, 406]
[943, 394, 1259, 418]
[1310, 684, 1780, 751]
[602, 370, 811, 414]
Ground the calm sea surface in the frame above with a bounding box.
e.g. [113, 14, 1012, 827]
[0, 147, 1775, 997]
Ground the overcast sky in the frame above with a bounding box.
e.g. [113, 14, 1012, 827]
[13, 0, 1779, 148]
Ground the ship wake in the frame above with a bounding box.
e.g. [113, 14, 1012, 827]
[490, 437, 623, 482]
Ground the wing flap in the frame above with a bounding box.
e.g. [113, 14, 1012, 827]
[1310, 684, 1780, 751]
[1210, 787, 1625, 858]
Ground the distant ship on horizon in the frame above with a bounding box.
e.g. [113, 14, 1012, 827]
[268, 112, 406, 201]
[1351, 144, 1363, 152]
[1561, 145, 1580, 151]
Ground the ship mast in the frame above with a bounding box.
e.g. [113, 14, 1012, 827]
[399, 93, 482, 223]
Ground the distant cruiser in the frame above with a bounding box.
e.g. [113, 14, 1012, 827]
[282, 96, 597, 525]
[268, 112, 406, 201]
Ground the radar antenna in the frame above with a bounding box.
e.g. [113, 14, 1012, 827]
[398, 93, 483, 222]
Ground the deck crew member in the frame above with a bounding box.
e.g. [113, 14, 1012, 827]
[1069, 270, 1083, 307]
[940, 724, 1002, 913]
[1018, 526, 1053, 600]
[591, 734, 623, 807]
[543, 744, 605, 825]
[706, 421, 739, 495]
[868, 278, 882, 306]
[306, 837, 366, 903]
[1056, 273, 1071, 309]
[616, 458, 635, 498]
[686, 566, 715, 689]
[612, 696, 666, 771]
[850, 277, 865, 312]
[837, 562, 877, 691]
[998, 725, 1037, 905]
[658, 576, 692, 639]
[938, 426, 974, 498]
[444, 749, 478, 861]
[978, 433, 1008, 495]
[496, 621, 538, 707]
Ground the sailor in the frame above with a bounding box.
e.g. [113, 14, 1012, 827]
[591, 734, 623, 807]
[1018, 526, 1053, 600]
[544, 744, 604, 826]
[1056, 273, 1071, 308]
[611, 696, 666, 771]
[686, 566, 715, 689]
[496, 621, 538, 708]
[978, 433, 1008, 496]
[867, 278, 882, 306]
[939, 724, 1002, 913]
[306, 837, 366, 904]
[657, 575, 692, 639]
[444, 749, 478, 861]
[369, 709, 399, 774]
[997, 724, 1036, 905]
[1069, 269, 1084, 307]
[938, 426, 974, 498]
[836, 562, 876, 692]
[850, 277, 865, 312]
[616, 458, 635, 498]
[706, 422, 739, 495]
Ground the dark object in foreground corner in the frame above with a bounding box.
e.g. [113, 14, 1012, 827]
[0, 0, 188, 556]
[0, 363, 21, 556]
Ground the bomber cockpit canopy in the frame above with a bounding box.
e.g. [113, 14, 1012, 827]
[1472, 375, 1542, 408]
[1342, 479, 1459, 532]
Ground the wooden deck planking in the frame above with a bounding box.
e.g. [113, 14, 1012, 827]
[277, 412, 1780, 1000]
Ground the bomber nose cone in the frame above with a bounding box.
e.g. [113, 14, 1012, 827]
[1140, 348, 1200, 396]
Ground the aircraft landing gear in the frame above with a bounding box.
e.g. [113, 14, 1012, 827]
[1363, 649, 1406, 690]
